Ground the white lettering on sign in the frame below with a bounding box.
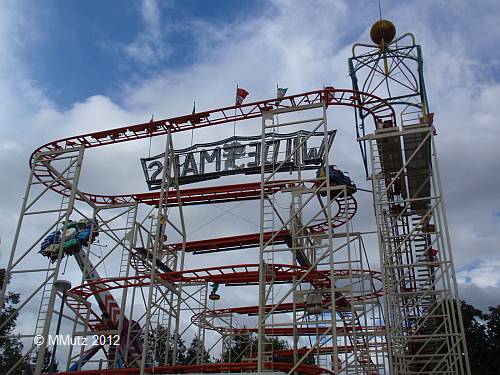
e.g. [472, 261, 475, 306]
[140, 130, 336, 190]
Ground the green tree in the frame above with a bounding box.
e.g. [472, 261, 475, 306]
[0, 269, 24, 375]
[221, 334, 255, 363]
[483, 305, 500, 374]
[459, 301, 500, 375]
[220, 334, 314, 364]
[32, 347, 58, 373]
[184, 335, 210, 365]
[150, 329, 186, 365]
[460, 301, 489, 375]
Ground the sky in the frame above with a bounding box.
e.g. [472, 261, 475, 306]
[1, 0, 500, 364]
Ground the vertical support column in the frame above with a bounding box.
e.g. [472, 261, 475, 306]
[257, 103, 375, 373]
[321, 103, 340, 375]
[257, 111, 272, 371]
[140, 132, 173, 373]
[139, 129, 186, 373]
[429, 135, 471, 375]
[33, 148, 84, 375]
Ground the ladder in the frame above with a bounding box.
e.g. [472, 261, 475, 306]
[260, 112, 278, 367]
[33, 152, 81, 357]
[118, 207, 137, 278]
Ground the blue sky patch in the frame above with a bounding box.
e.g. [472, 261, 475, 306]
[24, 0, 265, 109]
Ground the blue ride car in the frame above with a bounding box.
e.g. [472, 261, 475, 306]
[40, 219, 99, 261]
[316, 166, 357, 195]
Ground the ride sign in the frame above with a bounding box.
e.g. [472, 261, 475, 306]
[141, 130, 336, 190]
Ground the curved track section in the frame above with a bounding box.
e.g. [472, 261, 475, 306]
[161, 193, 357, 256]
[190, 269, 383, 334]
[68, 264, 382, 335]
[30, 88, 395, 205]
[309, 194, 358, 232]
[70, 264, 333, 298]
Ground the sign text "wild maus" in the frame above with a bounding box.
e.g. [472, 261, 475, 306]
[141, 130, 336, 190]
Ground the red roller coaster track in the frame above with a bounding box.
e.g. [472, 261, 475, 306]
[55, 361, 335, 375]
[30, 87, 395, 205]
[67, 264, 383, 336]
[70, 264, 334, 298]
[32, 88, 393, 374]
[70, 264, 382, 301]
[162, 193, 357, 254]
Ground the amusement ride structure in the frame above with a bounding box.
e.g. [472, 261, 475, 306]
[0, 20, 470, 375]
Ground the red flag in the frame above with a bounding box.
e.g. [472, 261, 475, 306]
[235, 87, 249, 106]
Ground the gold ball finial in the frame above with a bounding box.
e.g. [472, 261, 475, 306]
[370, 19, 396, 46]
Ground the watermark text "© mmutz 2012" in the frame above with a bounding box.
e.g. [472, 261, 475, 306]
[34, 334, 120, 346]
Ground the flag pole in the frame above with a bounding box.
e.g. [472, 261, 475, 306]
[233, 84, 238, 138]
[191, 100, 195, 147]
[276, 83, 279, 127]
[148, 113, 153, 158]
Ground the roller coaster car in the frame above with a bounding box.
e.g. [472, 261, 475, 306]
[316, 166, 357, 195]
[39, 219, 99, 262]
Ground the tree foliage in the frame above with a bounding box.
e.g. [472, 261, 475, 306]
[220, 334, 314, 364]
[184, 335, 210, 365]
[151, 330, 187, 365]
[461, 301, 500, 375]
[150, 330, 211, 365]
[0, 269, 24, 375]
[31, 347, 58, 373]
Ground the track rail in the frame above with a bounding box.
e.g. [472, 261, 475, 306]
[68, 264, 382, 335]
[190, 269, 382, 334]
[70, 264, 331, 298]
[135, 180, 294, 207]
[55, 361, 335, 375]
[163, 194, 357, 254]
[30, 88, 395, 205]
[69, 264, 381, 299]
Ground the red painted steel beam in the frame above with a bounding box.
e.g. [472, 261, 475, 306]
[231, 326, 386, 335]
[167, 230, 290, 253]
[70, 265, 382, 305]
[161, 194, 357, 255]
[259, 343, 387, 357]
[55, 361, 334, 375]
[133, 180, 294, 206]
[70, 264, 334, 298]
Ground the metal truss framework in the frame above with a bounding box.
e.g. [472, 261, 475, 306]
[0, 35, 469, 374]
[0, 133, 189, 374]
[0, 91, 391, 375]
[350, 29, 471, 375]
[364, 123, 469, 374]
[349, 32, 428, 175]
[0, 146, 90, 374]
[257, 104, 387, 374]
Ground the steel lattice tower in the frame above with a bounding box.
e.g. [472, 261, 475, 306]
[349, 20, 471, 374]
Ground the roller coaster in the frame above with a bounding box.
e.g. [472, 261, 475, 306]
[0, 20, 470, 375]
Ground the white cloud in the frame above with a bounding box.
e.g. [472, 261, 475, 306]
[459, 282, 500, 311]
[123, 0, 171, 65]
[458, 259, 500, 288]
